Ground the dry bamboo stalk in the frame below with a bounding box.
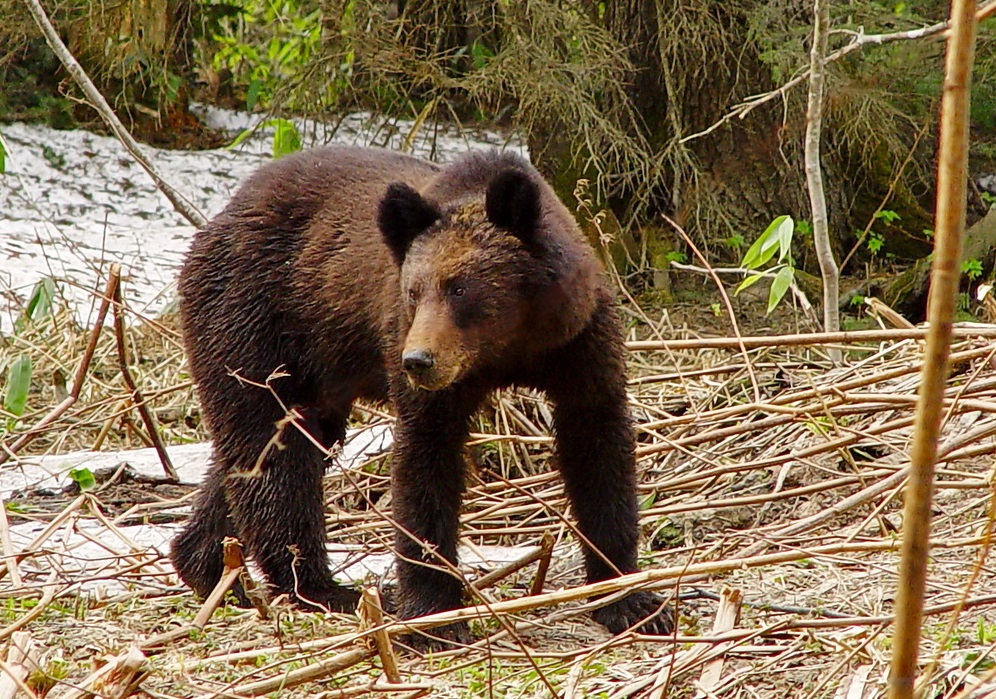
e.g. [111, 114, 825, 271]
[694, 587, 743, 698]
[110, 266, 177, 481]
[638, 343, 994, 439]
[0, 493, 86, 584]
[314, 684, 432, 699]
[740, 468, 910, 558]
[643, 469, 894, 518]
[193, 538, 246, 629]
[530, 531, 555, 595]
[627, 326, 996, 351]
[383, 538, 985, 638]
[165, 588, 996, 675]
[0, 495, 20, 589]
[0, 632, 40, 699]
[52, 646, 148, 699]
[890, 0, 977, 696]
[641, 414, 913, 477]
[472, 531, 553, 590]
[227, 648, 372, 697]
[359, 588, 402, 684]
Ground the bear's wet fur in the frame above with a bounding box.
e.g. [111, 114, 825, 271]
[171, 145, 672, 643]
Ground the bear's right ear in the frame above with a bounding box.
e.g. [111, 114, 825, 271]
[486, 168, 541, 244]
[379, 183, 441, 264]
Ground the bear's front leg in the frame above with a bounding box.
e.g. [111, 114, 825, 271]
[545, 307, 674, 636]
[389, 386, 481, 649]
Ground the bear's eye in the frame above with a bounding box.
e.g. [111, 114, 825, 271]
[407, 288, 418, 305]
[451, 285, 466, 297]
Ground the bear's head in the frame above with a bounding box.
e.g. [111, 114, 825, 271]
[378, 156, 600, 391]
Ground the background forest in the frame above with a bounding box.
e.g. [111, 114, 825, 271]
[2, 0, 995, 326]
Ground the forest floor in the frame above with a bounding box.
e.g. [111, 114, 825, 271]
[4, 291, 996, 699]
[3, 117, 996, 699]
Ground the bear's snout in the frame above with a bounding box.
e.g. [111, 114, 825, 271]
[401, 347, 444, 389]
[402, 348, 434, 374]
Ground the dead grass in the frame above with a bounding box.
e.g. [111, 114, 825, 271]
[3, 278, 996, 698]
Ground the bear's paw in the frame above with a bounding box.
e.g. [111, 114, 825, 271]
[592, 591, 674, 636]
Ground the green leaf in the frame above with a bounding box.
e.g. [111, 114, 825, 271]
[772, 215, 794, 262]
[740, 232, 776, 270]
[266, 118, 301, 159]
[246, 79, 262, 110]
[0, 130, 7, 174]
[767, 265, 794, 314]
[741, 215, 794, 270]
[227, 126, 256, 150]
[25, 278, 55, 322]
[735, 269, 775, 295]
[962, 258, 984, 281]
[68, 467, 96, 492]
[639, 492, 657, 510]
[3, 354, 32, 417]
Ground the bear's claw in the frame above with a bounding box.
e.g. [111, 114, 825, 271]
[592, 590, 674, 636]
[289, 585, 362, 613]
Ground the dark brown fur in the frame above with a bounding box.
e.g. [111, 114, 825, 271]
[171, 146, 672, 643]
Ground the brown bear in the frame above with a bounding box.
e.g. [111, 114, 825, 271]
[170, 145, 672, 643]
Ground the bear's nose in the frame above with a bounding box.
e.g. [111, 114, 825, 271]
[402, 349, 435, 374]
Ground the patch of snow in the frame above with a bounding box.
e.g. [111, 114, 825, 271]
[4, 424, 546, 593]
[0, 423, 393, 495]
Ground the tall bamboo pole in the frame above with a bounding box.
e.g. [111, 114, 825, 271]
[888, 1, 977, 697]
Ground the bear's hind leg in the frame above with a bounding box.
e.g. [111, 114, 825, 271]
[170, 465, 247, 603]
[224, 413, 360, 613]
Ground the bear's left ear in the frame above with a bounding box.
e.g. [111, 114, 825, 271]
[379, 183, 441, 264]
[486, 169, 541, 244]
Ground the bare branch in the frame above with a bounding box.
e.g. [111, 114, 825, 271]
[681, 0, 996, 145]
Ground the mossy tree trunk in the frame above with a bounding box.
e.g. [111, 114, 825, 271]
[64, 0, 195, 125]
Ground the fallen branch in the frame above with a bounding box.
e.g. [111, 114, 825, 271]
[0, 580, 57, 644]
[359, 588, 402, 684]
[52, 647, 148, 699]
[193, 538, 247, 629]
[472, 531, 554, 591]
[227, 648, 372, 697]
[695, 587, 743, 698]
[0, 632, 40, 699]
[377, 537, 982, 639]
[110, 263, 177, 481]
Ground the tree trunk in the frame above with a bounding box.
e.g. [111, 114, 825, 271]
[65, 0, 194, 124]
[877, 206, 996, 323]
[804, 0, 841, 338]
